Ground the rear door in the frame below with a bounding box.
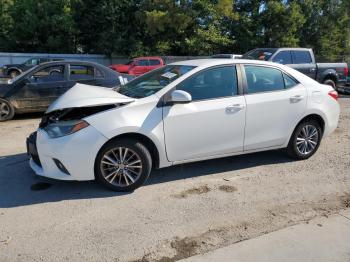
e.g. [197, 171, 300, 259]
[13, 64, 68, 111]
[290, 50, 317, 79]
[242, 64, 307, 151]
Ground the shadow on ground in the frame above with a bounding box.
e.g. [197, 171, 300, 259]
[0, 149, 292, 208]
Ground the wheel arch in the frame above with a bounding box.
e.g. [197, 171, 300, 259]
[321, 72, 337, 85]
[295, 114, 325, 135]
[7, 67, 22, 76]
[97, 132, 160, 169]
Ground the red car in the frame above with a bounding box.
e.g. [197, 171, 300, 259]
[109, 57, 165, 76]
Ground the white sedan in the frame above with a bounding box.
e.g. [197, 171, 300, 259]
[27, 59, 340, 191]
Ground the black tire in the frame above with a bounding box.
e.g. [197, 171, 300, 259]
[0, 98, 15, 121]
[323, 79, 336, 89]
[95, 138, 152, 192]
[9, 70, 20, 79]
[286, 119, 322, 160]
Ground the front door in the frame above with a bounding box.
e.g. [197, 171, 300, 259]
[13, 64, 68, 111]
[163, 65, 246, 162]
[242, 64, 307, 151]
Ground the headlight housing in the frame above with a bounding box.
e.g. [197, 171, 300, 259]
[44, 120, 89, 138]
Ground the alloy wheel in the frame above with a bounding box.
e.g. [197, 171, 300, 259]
[296, 125, 319, 155]
[100, 147, 143, 187]
[0, 101, 11, 120]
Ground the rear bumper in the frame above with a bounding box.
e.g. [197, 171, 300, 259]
[337, 85, 350, 94]
[336, 79, 347, 88]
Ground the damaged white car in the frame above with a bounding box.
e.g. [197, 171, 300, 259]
[27, 59, 340, 191]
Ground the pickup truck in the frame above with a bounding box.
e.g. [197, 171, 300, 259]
[0, 57, 63, 78]
[242, 48, 348, 90]
[109, 56, 165, 76]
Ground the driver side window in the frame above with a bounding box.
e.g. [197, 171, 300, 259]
[30, 65, 65, 83]
[176, 66, 238, 101]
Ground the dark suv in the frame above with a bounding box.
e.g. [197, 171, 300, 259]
[1, 57, 63, 78]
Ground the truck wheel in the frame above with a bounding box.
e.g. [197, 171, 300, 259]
[323, 79, 336, 89]
[0, 98, 15, 121]
[9, 70, 20, 78]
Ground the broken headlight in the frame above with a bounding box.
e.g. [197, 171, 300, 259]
[44, 120, 89, 139]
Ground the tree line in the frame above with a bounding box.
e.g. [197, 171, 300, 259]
[0, 0, 349, 61]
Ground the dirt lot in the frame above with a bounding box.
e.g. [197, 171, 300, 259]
[0, 97, 350, 262]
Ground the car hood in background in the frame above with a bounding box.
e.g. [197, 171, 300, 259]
[46, 83, 134, 113]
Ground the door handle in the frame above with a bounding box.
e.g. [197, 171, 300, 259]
[310, 68, 316, 72]
[226, 104, 245, 113]
[290, 95, 304, 103]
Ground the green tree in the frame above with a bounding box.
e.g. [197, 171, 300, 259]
[0, 0, 14, 51]
[8, 0, 77, 53]
[138, 0, 236, 56]
[73, 0, 140, 55]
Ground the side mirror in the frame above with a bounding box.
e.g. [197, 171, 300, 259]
[169, 90, 192, 104]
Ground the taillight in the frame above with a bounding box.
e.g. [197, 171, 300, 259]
[345, 65, 349, 77]
[328, 90, 338, 101]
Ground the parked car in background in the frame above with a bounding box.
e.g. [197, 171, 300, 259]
[0, 61, 133, 121]
[243, 48, 348, 89]
[109, 56, 165, 76]
[211, 54, 242, 59]
[0, 57, 64, 78]
[27, 59, 339, 191]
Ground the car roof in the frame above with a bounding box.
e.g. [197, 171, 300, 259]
[250, 47, 312, 51]
[134, 56, 162, 60]
[169, 58, 281, 67]
[37, 60, 103, 67]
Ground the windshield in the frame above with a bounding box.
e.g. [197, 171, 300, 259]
[117, 65, 196, 98]
[242, 49, 276, 61]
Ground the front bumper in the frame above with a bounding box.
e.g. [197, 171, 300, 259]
[27, 125, 108, 181]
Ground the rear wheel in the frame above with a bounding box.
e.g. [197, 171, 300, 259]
[95, 138, 152, 192]
[287, 120, 322, 160]
[0, 98, 15, 121]
[9, 70, 20, 79]
[323, 79, 336, 89]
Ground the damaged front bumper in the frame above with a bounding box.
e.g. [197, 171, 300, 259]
[27, 125, 108, 181]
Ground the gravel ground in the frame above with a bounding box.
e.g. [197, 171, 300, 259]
[0, 97, 349, 262]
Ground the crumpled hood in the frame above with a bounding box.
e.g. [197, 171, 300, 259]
[46, 83, 134, 113]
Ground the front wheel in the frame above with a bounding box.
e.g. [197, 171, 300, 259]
[95, 138, 152, 192]
[287, 120, 322, 160]
[0, 98, 15, 121]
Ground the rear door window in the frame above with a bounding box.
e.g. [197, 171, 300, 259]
[292, 51, 312, 64]
[272, 51, 292, 64]
[244, 65, 285, 94]
[283, 74, 298, 88]
[69, 65, 94, 80]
